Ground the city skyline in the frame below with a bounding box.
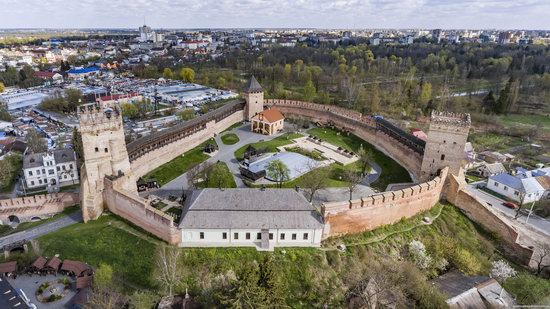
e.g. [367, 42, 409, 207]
[0, 0, 549, 30]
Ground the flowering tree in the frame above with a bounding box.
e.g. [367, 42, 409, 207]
[408, 240, 433, 270]
[490, 259, 517, 298]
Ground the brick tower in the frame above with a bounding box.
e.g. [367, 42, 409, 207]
[420, 111, 471, 182]
[78, 103, 136, 221]
[243, 76, 264, 120]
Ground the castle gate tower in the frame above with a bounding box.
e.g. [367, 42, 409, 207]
[420, 111, 471, 182]
[243, 76, 264, 120]
[78, 103, 136, 221]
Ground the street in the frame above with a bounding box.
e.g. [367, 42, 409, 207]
[465, 183, 550, 236]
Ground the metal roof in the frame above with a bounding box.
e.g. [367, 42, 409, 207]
[179, 188, 323, 229]
[243, 76, 263, 93]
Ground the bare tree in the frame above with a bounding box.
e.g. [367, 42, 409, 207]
[86, 286, 128, 309]
[514, 191, 529, 219]
[298, 163, 329, 202]
[357, 145, 373, 177]
[347, 265, 406, 308]
[155, 246, 182, 296]
[342, 76, 361, 108]
[533, 243, 550, 276]
[344, 170, 363, 200]
[186, 161, 213, 189]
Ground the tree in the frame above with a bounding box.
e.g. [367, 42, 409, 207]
[357, 145, 372, 177]
[299, 165, 329, 202]
[0, 82, 4, 93]
[0, 153, 21, 190]
[155, 246, 182, 296]
[419, 82, 432, 109]
[86, 286, 128, 309]
[186, 161, 213, 190]
[490, 259, 517, 298]
[343, 169, 362, 200]
[121, 103, 139, 119]
[26, 129, 48, 153]
[94, 263, 114, 288]
[482, 90, 497, 114]
[265, 159, 290, 188]
[224, 265, 267, 309]
[177, 109, 196, 121]
[64, 88, 83, 112]
[533, 243, 550, 276]
[162, 68, 174, 79]
[408, 240, 433, 270]
[258, 255, 287, 308]
[0, 102, 11, 121]
[71, 128, 84, 161]
[303, 80, 316, 102]
[179, 68, 195, 83]
[128, 291, 159, 309]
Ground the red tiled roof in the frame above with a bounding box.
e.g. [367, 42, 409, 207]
[0, 261, 17, 273]
[99, 93, 140, 101]
[254, 108, 284, 123]
[33, 71, 57, 78]
[31, 256, 47, 270]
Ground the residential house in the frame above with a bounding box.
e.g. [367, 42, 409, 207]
[487, 171, 548, 204]
[478, 151, 509, 164]
[33, 71, 63, 84]
[23, 149, 79, 190]
[476, 162, 506, 178]
[179, 188, 324, 250]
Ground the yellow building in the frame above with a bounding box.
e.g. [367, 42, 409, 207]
[250, 108, 285, 136]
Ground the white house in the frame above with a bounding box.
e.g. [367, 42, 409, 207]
[476, 162, 506, 178]
[487, 171, 549, 204]
[179, 188, 324, 250]
[23, 149, 79, 190]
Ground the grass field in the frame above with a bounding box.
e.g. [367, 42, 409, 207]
[233, 132, 303, 160]
[307, 127, 411, 190]
[143, 140, 216, 186]
[30, 203, 547, 305]
[500, 114, 550, 133]
[220, 133, 240, 145]
[468, 132, 524, 152]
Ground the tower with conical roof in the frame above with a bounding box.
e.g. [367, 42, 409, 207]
[243, 76, 264, 121]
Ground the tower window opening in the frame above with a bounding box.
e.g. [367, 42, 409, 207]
[95, 147, 99, 152]
[441, 154, 445, 161]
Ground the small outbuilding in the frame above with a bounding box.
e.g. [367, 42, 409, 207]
[0, 261, 17, 277]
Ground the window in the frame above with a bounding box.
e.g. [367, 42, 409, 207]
[42, 169, 45, 174]
[234, 233, 239, 240]
[269, 233, 273, 240]
[494, 182, 499, 187]
[292, 233, 297, 240]
[199, 232, 204, 239]
[62, 165, 66, 170]
[28, 171, 33, 176]
[95, 147, 99, 152]
[57, 166, 60, 171]
[222, 232, 227, 240]
[441, 154, 445, 161]
[303, 233, 309, 240]
[37, 170, 40, 175]
[64, 175, 67, 179]
[48, 169, 54, 175]
[69, 164, 73, 169]
[31, 181, 35, 186]
[514, 191, 519, 196]
[104, 148, 108, 153]
[443, 140, 446, 143]
[38, 179, 42, 184]
[246, 233, 251, 240]
[280, 233, 285, 240]
[504, 186, 508, 191]
[257, 232, 262, 240]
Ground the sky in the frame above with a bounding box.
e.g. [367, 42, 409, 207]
[0, 0, 549, 30]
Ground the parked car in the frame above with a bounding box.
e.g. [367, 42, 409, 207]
[502, 202, 518, 209]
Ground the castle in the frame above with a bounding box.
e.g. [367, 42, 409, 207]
[75, 77, 471, 247]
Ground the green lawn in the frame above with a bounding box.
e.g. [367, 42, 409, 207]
[220, 133, 240, 145]
[234, 132, 304, 160]
[197, 162, 237, 189]
[468, 132, 524, 152]
[0, 206, 80, 238]
[143, 140, 216, 186]
[37, 214, 159, 290]
[307, 127, 411, 190]
[500, 114, 550, 133]
[221, 121, 244, 133]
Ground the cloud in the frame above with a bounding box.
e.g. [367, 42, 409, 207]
[0, 0, 548, 29]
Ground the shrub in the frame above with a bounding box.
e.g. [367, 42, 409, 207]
[408, 240, 433, 270]
[504, 274, 550, 305]
[450, 248, 481, 275]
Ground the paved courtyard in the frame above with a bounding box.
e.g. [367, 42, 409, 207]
[8, 274, 76, 309]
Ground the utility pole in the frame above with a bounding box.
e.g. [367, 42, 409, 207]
[525, 201, 536, 224]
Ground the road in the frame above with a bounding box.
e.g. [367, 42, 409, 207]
[0, 210, 82, 249]
[465, 183, 550, 236]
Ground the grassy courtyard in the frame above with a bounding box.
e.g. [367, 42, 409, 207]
[24, 203, 548, 306]
[197, 162, 237, 189]
[142, 140, 216, 186]
[233, 132, 304, 160]
[306, 127, 411, 190]
[220, 133, 240, 145]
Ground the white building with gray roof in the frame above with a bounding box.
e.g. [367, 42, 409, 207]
[179, 188, 324, 250]
[23, 149, 79, 190]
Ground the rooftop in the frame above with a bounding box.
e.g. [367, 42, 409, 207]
[243, 76, 263, 93]
[179, 188, 323, 230]
[431, 110, 471, 127]
[252, 108, 285, 123]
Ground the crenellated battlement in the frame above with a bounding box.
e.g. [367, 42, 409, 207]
[431, 110, 471, 127]
[78, 103, 123, 133]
